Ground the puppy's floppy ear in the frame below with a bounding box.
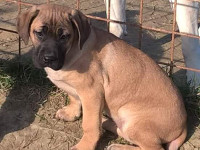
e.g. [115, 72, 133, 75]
[17, 5, 39, 45]
[70, 9, 91, 50]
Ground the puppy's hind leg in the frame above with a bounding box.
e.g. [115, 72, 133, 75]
[107, 144, 141, 150]
[167, 127, 187, 150]
[102, 118, 165, 150]
[102, 117, 123, 137]
[102, 118, 140, 150]
[107, 144, 164, 150]
[56, 95, 82, 121]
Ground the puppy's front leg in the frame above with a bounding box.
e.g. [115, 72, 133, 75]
[71, 89, 104, 150]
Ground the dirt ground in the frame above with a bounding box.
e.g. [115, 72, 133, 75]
[0, 0, 199, 149]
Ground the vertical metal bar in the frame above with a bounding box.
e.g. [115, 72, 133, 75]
[18, 35, 21, 57]
[18, 0, 21, 57]
[107, 0, 111, 32]
[138, 0, 144, 49]
[76, 0, 80, 10]
[169, 0, 177, 76]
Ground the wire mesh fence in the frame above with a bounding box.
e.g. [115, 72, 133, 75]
[1, 0, 200, 76]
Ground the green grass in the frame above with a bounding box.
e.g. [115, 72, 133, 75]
[0, 57, 51, 91]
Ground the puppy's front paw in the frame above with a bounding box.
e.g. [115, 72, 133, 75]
[70, 146, 78, 150]
[55, 105, 81, 121]
[70, 144, 93, 150]
[107, 144, 122, 150]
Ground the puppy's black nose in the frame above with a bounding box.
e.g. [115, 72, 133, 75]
[43, 54, 57, 63]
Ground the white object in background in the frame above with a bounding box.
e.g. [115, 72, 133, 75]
[105, 0, 127, 38]
[106, 0, 200, 87]
[170, 0, 200, 87]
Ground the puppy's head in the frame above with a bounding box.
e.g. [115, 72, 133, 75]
[17, 4, 90, 70]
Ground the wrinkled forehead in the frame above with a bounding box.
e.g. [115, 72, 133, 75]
[31, 4, 72, 31]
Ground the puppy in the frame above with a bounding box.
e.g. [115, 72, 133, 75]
[17, 4, 187, 150]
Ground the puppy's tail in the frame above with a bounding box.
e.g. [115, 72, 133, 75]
[166, 127, 187, 150]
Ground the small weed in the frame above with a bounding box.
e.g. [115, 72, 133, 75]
[0, 69, 14, 90]
[177, 83, 200, 120]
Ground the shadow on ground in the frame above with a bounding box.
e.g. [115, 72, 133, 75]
[0, 49, 53, 142]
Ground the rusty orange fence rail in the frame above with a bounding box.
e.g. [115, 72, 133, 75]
[1, 0, 200, 75]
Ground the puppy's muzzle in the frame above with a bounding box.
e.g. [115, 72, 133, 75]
[39, 46, 62, 70]
[33, 41, 65, 71]
[43, 52, 58, 63]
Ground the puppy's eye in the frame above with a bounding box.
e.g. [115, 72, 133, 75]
[60, 34, 71, 40]
[34, 30, 43, 39]
[57, 28, 70, 40]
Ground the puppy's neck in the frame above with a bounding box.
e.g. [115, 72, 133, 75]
[62, 27, 96, 70]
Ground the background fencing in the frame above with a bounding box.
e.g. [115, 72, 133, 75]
[1, 0, 200, 76]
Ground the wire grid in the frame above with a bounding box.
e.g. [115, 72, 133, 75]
[1, 0, 200, 76]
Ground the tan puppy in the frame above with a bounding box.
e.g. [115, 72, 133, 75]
[17, 4, 187, 150]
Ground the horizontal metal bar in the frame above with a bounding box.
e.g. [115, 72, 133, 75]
[0, 27, 18, 33]
[141, 25, 200, 39]
[87, 15, 200, 40]
[6, 0, 35, 6]
[158, 62, 200, 73]
[86, 15, 127, 25]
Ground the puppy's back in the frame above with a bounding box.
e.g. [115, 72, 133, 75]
[94, 27, 187, 139]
